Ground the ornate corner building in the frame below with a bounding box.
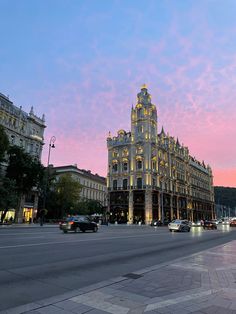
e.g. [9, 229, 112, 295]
[107, 85, 215, 224]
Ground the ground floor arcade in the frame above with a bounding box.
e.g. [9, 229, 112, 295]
[109, 190, 214, 225]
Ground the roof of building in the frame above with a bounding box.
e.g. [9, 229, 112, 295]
[52, 165, 106, 184]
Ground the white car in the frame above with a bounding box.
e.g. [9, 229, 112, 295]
[168, 220, 191, 232]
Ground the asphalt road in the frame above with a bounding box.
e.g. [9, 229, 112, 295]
[0, 224, 235, 311]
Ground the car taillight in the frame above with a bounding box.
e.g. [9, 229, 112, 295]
[69, 221, 74, 225]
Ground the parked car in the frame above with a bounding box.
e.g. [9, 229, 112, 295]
[59, 216, 98, 233]
[168, 220, 191, 232]
[230, 219, 236, 227]
[202, 220, 217, 230]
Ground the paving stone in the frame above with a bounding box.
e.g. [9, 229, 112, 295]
[55, 300, 83, 311]
[37, 305, 70, 314]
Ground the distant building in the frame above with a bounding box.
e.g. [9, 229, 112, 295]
[107, 85, 215, 224]
[0, 92, 46, 222]
[53, 165, 107, 208]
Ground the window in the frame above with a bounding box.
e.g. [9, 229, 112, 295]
[137, 125, 143, 133]
[123, 162, 128, 171]
[152, 178, 156, 187]
[113, 151, 118, 157]
[136, 160, 142, 170]
[113, 180, 117, 190]
[11, 135, 15, 144]
[152, 160, 156, 170]
[137, 178, 142, 189]
[123, 179, 128, 190]
[112, 163, 118, 172]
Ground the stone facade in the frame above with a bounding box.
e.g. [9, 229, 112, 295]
[0, 92, 45, 160]
[53, 165, 107, 208]
[107, 85, 214, 224]
[0, 92, 46, 222]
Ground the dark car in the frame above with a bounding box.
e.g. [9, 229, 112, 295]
[59, 216, 98, 233]
[203, 220, 217, 230]
[150, 220, 162, 227]
[230, 219, 236, 227]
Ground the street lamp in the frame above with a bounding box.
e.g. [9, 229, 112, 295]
[41, 136, 56, 225]
[47, 136, 56, 168]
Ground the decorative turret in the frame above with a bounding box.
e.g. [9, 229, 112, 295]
[136, 84, 152, 107]
[132, 85, 158, 143]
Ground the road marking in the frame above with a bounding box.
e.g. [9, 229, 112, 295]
[0, 232, 56, 236]
[0, 233, 167, 249]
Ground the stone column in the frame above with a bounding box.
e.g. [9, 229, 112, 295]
[177, 196, 180, 219]
[170, 195, 174, 220]
[128, 190, 133, 224]
[145, 189, 152, 225]
[158, 192, 161, 221]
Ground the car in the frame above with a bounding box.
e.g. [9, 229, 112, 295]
[222, 219, 230, 225]
[230, 219, 236, 227]
[150, 220, 162, 227]
[168, 219, 191, 232]
[59, 216, 98, 233]
[202, 220, 217, 230]
[191, 221, 202, 227]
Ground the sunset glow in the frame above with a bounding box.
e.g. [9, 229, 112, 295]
[1, 1, 236, 187]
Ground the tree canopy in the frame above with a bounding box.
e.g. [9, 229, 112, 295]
[0, 177, 18, 222]
[45, 173, 82, 219]
[6, 146, 44, 195]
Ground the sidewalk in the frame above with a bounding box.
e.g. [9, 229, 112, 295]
[3, 241, 236, 314]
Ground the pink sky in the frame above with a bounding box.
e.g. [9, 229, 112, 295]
[1, 1, 236, 187]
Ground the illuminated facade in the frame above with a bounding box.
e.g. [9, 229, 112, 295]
[107, 85, 214, 224]
[0, 92, 46, 222]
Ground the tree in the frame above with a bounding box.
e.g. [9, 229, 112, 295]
[77, 199, 104, 216]
[0, 125, 9, 163]
[46, 173, 82, 219]
[6, 146, 45, 221]
[0, 177, 18, 222]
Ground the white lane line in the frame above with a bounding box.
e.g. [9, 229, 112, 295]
[0, 231, 57, 236]
[0, 233, 167, 249]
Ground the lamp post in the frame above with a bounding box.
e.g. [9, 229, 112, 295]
[41, 136, 56, 226]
